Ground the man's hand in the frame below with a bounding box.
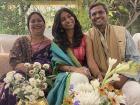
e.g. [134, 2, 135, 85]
[97, 73, 103, 82]
[111, 75, 128, 89]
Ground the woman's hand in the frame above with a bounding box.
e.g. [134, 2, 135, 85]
[59, 65, 91, 78]
[15, 63, 26, 72]
[74, 67, 91, 77]
[15, 63, 33, 73]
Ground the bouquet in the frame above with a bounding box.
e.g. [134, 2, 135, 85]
[3, 62, 52, 105]
[63, 81, 125, 105]
[63, 58, 140, 105]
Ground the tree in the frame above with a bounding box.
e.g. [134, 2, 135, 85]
[106, 0, 140, 28]
[123, 0, 140, 28]
[0, 0, 31, 35]
[80, 0, 140, 33]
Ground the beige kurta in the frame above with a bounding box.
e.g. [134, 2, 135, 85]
[87, 24, 125, 73]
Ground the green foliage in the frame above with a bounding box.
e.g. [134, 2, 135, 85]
[43, 9, 56, 29]
[71, 8, 91, 32]
[0, 0, 139, 34]
[83, 0, 140, 33]
[0, 0, 30, 35]
[118, 5, 128, 13]
[77, 8, 91, 32]
[0, 8, 25, 34]
[43, 7, 91, 32]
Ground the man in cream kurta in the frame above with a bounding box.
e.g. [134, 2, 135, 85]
[88, 2, 140, 105]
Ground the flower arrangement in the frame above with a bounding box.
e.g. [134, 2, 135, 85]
[3, 62, 51, 105]
[63, 58, 140, 105]
[102, 58, 140, 86]
[63, 81, 125, 105]
[63, 83, 101, 105]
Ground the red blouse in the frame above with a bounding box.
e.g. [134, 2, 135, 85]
[72, 35, 86, 65]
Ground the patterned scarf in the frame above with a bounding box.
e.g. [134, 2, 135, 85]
[88, 24, 125, 73]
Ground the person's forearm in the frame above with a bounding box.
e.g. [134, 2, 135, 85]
[15, 63, 26, 71]
[88, 61, 101, 77]
[85, 35, 102, 78]
[58, 65, 76, 72]
[59, 65, 91, 77]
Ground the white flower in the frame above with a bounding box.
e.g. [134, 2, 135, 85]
[28, 70, 34, 75]
[34, 74, 40, 79]
[6, 71, 16, 77]
[13, 88, 21, 95]
[33, 62, 41, 69]
[108, 92, 126, 105]
[42, 77, 47, 81]
[4, 83, 10, 89]
[25, 85, 33, 93]
[70, 73, 89, 84]
[116, 95, 126, 105]
[108, 73, 120, 82]
[102, 58, 117, 85]
[42, 64, 50, 69]
[90, 79, 100, 89]
[33, 68, 39, 73]
[24, 63, 31, 68]
[108, 91, 116, 98]
[38, 90, 44, 97]
[28, 95, 36, 102]
[74, 91, 100, 105]
[14, 73, 23, 81]
[36, 79, 41, 85]
[4, 75, 14, 83]
[115, 63, 130, 72]
[4, 61, 48, 102]
[108, 57, 117, 69]
[32, 88, 39, 96]
[74, 83, 93, 93]
[39, 70, 45, 76]
[29, 78, 37, 87]
[42, 83, 48, 89]
[4, 71, 16, 83]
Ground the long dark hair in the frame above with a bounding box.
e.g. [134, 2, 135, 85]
[27, 12, 45, 30]
[52, 8, 83, 51]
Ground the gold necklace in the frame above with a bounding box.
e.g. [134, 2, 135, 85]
[30, 35, 45, 53]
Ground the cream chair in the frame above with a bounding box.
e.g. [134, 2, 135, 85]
[0, 35, 19, 77]
[133, 33, 140, 53]
[0, 53, 11, 77]
[0, 34, 53, 77]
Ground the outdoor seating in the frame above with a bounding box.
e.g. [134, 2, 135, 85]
[0, 35, 20, 77]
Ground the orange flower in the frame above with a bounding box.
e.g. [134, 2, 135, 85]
[63, 97, 73, 105]
[109, 97, 117, 105]
[104, 83, 115, 92]
[99, 87, 106, 95]
[115, 89, 123, 96]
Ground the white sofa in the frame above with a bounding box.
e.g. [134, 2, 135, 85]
[133, 33, 140, 53]
[0, 33, 53, 77]
[0, 35, 19, 77]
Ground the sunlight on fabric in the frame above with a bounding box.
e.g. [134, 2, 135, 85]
[133, 33, 140, 54]
[0, 43, 4, 53]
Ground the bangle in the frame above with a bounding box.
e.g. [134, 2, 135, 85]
[68, 66, 72, 72]
[83, 66, 88, 71]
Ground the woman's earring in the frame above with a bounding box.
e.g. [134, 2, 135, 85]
[61, 29, 64, 32]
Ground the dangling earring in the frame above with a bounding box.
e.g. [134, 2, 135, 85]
[61, 29, 64, 32]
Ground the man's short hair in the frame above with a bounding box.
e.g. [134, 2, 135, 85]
[89, 2, 108, 16]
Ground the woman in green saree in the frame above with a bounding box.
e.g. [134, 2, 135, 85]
[47, 8, 102, 105]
